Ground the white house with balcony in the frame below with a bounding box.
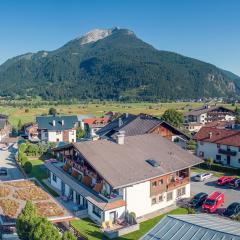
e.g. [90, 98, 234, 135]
[36, 115, 78, 143]
[194, 126, 240, 168]
[45, 134, 202, 226]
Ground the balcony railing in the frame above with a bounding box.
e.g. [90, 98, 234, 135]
[218, 148, 237, 156]
[167, 177, 189, 191]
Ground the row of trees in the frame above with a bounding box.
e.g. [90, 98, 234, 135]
[16, 201, 76, 240]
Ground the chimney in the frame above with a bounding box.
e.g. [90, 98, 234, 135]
[118, 117, 123, 127]
[52, 120, 56, 126]
[61, 119, 64, 125]
[117, 131, 125, 145]
[209, 131, 212, 138]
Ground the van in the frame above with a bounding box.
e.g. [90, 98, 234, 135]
[202, 191, 224, 213]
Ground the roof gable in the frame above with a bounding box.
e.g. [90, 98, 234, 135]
[36, 115, 78, 131]
[194, 126, 240, 147]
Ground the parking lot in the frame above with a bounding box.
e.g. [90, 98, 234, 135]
[0, 143, 24, 181]
[191, 172, 240, 208]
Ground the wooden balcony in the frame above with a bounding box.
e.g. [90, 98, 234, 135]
[167, 177, 189, 191]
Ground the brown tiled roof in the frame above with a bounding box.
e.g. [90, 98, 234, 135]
[104, 200, 126, 211]
[72, 134, 202, 188]
[204, 120, 234, 128]
[194, 127, 240, 147]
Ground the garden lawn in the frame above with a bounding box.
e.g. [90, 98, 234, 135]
[70, 208, 188, 240]
[27, 159, 59, 197]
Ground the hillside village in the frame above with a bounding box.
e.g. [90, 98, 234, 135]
[1, 103, 240, 239]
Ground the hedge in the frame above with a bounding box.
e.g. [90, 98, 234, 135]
[197, 162, 240, 176]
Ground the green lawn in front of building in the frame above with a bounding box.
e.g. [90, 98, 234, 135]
[27, 159, 59, 197]
[70, 207, 188, 240]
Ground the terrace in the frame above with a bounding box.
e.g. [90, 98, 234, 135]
[166, 168, 190, 191]
[0, 179, 73, 225]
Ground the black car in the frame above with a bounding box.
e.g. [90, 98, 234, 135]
[228, 178, 240, 188]
[223, 202, 240, 218]
[0, 167, 7, 176]
[189, 192, 208, 208]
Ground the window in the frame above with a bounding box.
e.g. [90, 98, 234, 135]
[167, 192, 173, 201]
[238, 159, 240, 164]
[152, 181, 157, 187]
[177, 187, 186, 197]
[216, 155, 221, 161]
[72, 139, 74, 142]
[227, 146, 231, 151]
[56, 138, 59, 142]
[217, 144, 221, 148]
[92, 205, 102, 218]
[159, 195, 163, 202]
[239, 147, 240, 152]
[151, 198, 157, 205]
[52, 174, 57, 182]
[158, 179, 164, 185]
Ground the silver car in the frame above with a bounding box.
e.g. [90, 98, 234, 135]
[194, 173, 213, 182]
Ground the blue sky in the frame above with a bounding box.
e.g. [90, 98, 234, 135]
[0, 0, 240, 75]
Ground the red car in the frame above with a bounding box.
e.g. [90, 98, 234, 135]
[217, 176, 233, 186]
[202, 191, 224, 213]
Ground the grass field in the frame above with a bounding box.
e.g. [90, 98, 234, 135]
[70, 208, 188, 240]
[0, 101, 237, 127]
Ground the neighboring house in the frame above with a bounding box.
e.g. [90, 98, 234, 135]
[97, 113, 190, 148]
[23, 123, 39, 142]
[194, 126, 240, 168]
[36, 115, 78, 143]
[141, 214, 240, 240]
[81, 117, 110, 138]
[184, 105, 235, 127]
[45, 134, 202, 224]
[0, 116, 11, 141]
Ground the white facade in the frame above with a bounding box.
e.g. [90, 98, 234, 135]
[40, 129, 76, 142]
[48, 171, 190, 223]
[196, 141, 240, 168]
[124, 181, 190, 218]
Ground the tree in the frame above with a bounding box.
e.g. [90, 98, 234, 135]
[205, 157, 213, 169]
[162, 109, 183, 128]
[30, 218, 61, 240]
[24, 161, 32, 174]
[16, 201, 38, 240]
[49, 107, 57, 116]
[76, 126, 85, 139]
[17, 119, 23, 131]
[63, 231, 77, 240]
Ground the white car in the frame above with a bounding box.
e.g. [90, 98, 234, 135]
[194, 173, 213, 182]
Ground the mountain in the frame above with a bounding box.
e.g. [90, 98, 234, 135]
[0, 27, 240, 101]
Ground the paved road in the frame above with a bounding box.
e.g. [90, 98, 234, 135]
[191, 173, 240, 208]
[0, 144, 24, 181]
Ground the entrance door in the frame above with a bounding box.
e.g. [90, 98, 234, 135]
[109, 211, 116, 223]
[61, 181, 65, 195]
[227, 156, 231, 165]
[82, 198, 88, 209]
[76, 193, 81, 205]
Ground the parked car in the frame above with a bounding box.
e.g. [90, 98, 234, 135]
[0, 167, 7, 176]
[217, 176, 233, 186]
[228, 178, 240, 188]
[189, 192, 208, 208]
[194, 173, 213, 182]
[223, 202, 240, 218]
[202, 191, 224, 213]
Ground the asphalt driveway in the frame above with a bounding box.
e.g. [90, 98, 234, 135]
[0, 143, 24, 181]
[191, 172, 240, 208]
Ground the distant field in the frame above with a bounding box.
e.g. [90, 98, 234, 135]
[0, 101, 237, 127]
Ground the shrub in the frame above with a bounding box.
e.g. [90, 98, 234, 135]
[186, 207, 196, 214]
[197, 162, 240, 175]
[24, 161, 33, 174]
[62, 231, 77, 240]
